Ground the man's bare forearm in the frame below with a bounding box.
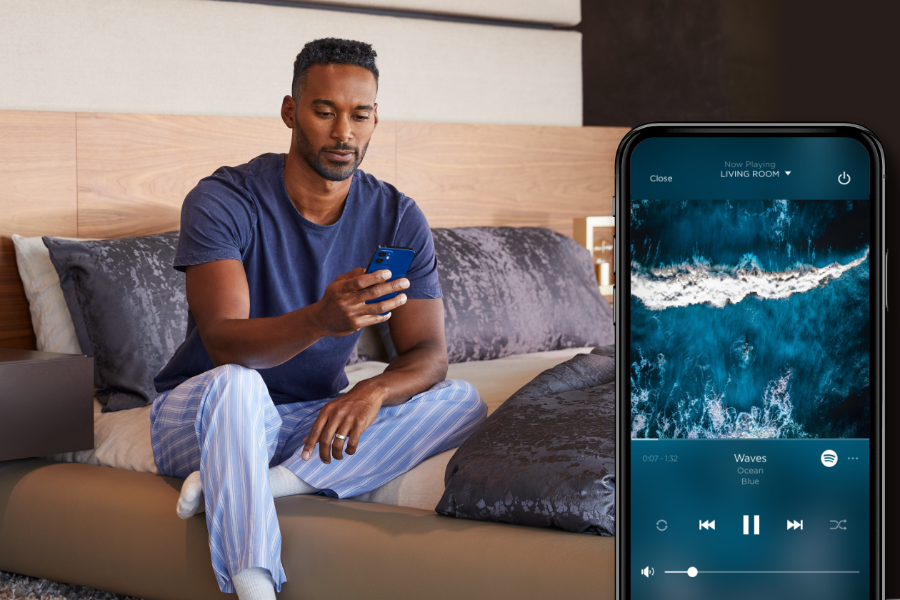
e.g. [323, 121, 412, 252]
[203, 305, 326, 369]
[352, 343, 449, 407]
[190, 263, 409, 370]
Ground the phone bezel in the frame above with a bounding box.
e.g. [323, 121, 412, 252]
[613, 123, 885, 600]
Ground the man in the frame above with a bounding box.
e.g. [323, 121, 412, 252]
[150, 38, 486, 600]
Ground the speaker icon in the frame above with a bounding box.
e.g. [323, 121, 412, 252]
[641, 566, 655, 578]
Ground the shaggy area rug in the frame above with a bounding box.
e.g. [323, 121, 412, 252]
[0, 571, 144, 600]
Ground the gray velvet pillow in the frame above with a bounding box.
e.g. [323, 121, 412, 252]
[435, 347, 616, 535]
[377, 227, 613, 363]
[345, 342, 370, 365]
[44, 233, 188, 412]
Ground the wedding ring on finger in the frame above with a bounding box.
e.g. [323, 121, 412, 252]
[334, 433, 348, 441]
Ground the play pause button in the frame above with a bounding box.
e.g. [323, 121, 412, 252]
[743, 515, 760, 535]
[787, 520, 803, 531]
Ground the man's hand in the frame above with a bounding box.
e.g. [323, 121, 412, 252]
[301, 382, 385, 463]
[299, 296, 449, 464]
[312, 267, 410, 337]
[187, 262, 410, 369]
[300, 295, 449, 464]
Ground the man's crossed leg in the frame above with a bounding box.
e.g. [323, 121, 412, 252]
[150, 364, 486, 596]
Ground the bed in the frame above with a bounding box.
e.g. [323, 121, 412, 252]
[0, 109, 627, 600]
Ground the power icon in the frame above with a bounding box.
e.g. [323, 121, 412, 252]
[838, 171, 851, 185]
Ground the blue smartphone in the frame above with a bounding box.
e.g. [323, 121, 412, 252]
[364, 246, 415, 313]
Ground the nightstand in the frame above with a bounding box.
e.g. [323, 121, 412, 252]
[0, 348, 93, 461]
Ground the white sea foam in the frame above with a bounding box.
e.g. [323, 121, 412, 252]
[630, 368, 808, 439]
[632, 249, 869, 310]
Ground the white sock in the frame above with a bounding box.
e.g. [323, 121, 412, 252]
[269, 465, 318, 498]
[176, 471, 204, 519]
[176, 466, 317, 519]
[233, 567, 276, 600]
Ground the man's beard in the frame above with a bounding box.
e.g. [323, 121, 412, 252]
[296, 121, 369, 182]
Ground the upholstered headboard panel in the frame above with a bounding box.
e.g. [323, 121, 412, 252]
[0, 0, 581, 126]
[296, 0, 582, 26]
[0, 109, 626, 349]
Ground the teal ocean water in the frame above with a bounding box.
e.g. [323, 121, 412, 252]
[629, 199, 870, 439]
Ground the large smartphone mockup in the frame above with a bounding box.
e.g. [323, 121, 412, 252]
[615, 125, 884, 600]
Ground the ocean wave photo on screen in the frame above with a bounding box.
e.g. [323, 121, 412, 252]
[630, 198, 870, 439]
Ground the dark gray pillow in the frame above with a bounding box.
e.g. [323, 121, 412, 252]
[345, 342, 370, 365]
[44, 233, 188, 412]
[435, 347, 616, 535]
[377, 227, 613, 363]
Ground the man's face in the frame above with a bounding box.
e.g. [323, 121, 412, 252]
[286, 63, 378, 182]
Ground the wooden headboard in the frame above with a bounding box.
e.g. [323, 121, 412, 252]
[0, 109, 627, 350]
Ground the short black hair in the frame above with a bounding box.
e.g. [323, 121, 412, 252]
[292, 38, 379, 98]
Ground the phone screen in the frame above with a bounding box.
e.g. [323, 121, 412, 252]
[617, 128, 883, 600]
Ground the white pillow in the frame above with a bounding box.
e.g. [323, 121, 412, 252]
[50, 400, 160, 474]
[12, 234, 87, 354]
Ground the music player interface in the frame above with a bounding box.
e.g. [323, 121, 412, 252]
[628, 138, 871, 600]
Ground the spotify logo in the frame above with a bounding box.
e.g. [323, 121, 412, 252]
[821, 450, 838, 467]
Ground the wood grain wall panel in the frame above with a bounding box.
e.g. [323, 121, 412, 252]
[395, 123, 628, 237]
[75, 113, 396, 238]
[0, 109, 614, 351]
[0, 111, 78, 350]
[360, 121, 396, 184]
[0, 238, 38, 350]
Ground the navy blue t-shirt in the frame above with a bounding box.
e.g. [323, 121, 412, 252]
[154, 153, 442, 403]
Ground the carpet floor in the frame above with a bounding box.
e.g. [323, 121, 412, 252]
[0, 571, 144, 600]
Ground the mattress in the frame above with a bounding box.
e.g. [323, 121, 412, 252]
[49, 347, 594, 511]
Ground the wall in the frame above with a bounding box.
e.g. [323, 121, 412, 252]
[295, 0, 581, 26]
[0, 0, 582, 126]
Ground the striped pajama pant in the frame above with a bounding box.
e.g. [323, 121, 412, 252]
[149, 364, 487, 593]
